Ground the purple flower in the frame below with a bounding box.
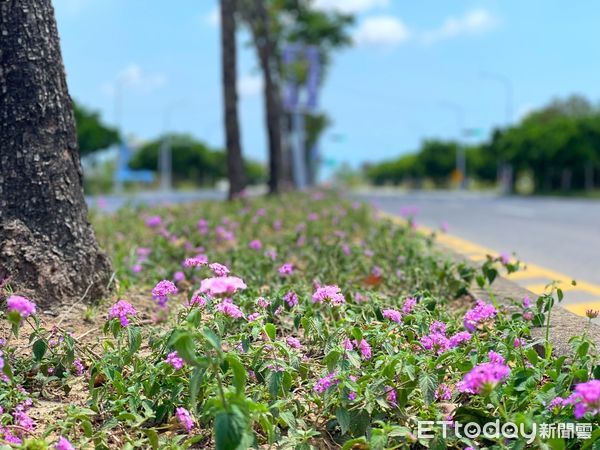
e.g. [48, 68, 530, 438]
[314, 373, 338, 394]
[547, 396, 568, 412]
[499, 252, 510, 264]
[173, 271, 185, 283]
[257, 297, 271, 309]
[6, 295, 36, 318]
[382, 309, 403, 323]
[215, 299, 244, 319]
[286, 337, 302, 349]
[107, 300, 137, 327]
[209, 262, 230, 277]
[184, 255, 208, 267]
[522, 295, 532, 308]
[420, 333, 450, 355]
[145, 215, 162, 228]
[348, 392, 357, 401]
[73, 358, 85, 376]
[175, 407, 195, 433]
[189, 293, 207, 308]
[430, 321, 447, 335]
[567, 379, 600, 419]
[165, 351, 185, 370]
[152, 280, 178, 307]
[248, 239, 263, 250]
[488, 351, 505, 365]
[200, 276, 246, 296]
[278, 263, 294, 276]
[284, 291, 298, 307]
[463, 300, 497, 331]
[402, 297, 417, 314]
[385, 386, 397, 404]
[435, 384, 452, 401]
[458, 355, 511, 395]
[55, 437, 75, 450]
[247, 312, 261, 322]
[354, 339, 372, 360]
[448, 331, 472, 348]
[312, 285, 345, 306]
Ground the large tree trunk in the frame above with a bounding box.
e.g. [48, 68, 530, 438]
[0, 0, 112, 308]
[220, 0, 246, 200]
[245, 0, 285, 194]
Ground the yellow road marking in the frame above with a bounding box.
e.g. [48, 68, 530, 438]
[563, 302, 600, 316]
[382, 213, 600, 318]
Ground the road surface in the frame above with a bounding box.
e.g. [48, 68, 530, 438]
[352, 190, 600, 317]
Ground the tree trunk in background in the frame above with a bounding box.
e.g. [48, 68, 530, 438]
[0, 0, 112, 308]
[220, 0, 246, 199]
[248, 0, 284, 194]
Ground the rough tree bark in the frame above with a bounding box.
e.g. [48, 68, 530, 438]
[220, 0, 247, 200]
[243, 0, 285, 194]
[0, 0, 112, 308]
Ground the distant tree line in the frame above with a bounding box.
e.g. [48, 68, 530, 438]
[366, 95, 600, 193]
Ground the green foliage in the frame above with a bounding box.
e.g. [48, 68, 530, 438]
[73, 100, 120, 156]
[129, 134, 265, 186]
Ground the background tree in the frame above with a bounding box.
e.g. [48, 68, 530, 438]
[220, 0, 247, 199]
[73, 101, 120, 156]
[0, 0, 112, 307]
[129, 134, 265, 186]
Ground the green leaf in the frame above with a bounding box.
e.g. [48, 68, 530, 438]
[214, 410, 253, 450]
[32, 339, 47, 361]
[264, 323, 276, 340]
[577, 341, 590, 358]
[127, 327, 142, 356]
[189, 367, 205, 407]
[335, 407, 350, 435]
[226, 354, 247, 395]
[143, 428, 159, 450]
[419, 372, 436, 405]
[170, 331, 198, 365]
[201, 328, 222, 353]
[525, 348, 539, 365]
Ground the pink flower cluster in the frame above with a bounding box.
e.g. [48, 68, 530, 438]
[312, 285, 345, 306]
[565, 380, 600, 419]
[278, 263, 294, 276]
[6, 295, 36, 318]
[420, 321, 472, 355]
[209, 262, 230, 277]
[183, 255, 208, 267]
[214, 298, 244, 319]
[175, 407, 194, 433]
[382, 308, 403, 323]
[314, 372, 339, 393]
[165, 351, 185, 370]
[108, 300, 137, 327]
[458, 351, 510, 395]
[200, 276, 246, 296]
[152, 280, 178, 307]
[463, 300, 497, 331]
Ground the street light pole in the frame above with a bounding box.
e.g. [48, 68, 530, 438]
[440, 101, 466, 189]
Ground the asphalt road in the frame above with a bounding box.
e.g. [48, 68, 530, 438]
[352, 190, 600, 314]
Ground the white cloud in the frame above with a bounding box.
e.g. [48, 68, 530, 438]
[206, 6, 220, 28]
[102, 64, 167, 95]
[313, 0, 389, 13]
[354, 15, 410, 47]
[238, 74, 263, 98]
[421, 9, 497, 44]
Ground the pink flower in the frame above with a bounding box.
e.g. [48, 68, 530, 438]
[458, 355, 511, 395]
[173, 271, 185, 283]
[429, 321, 447, 335]
[215, 299, 244, 319]
[567, 380, 600, 419]
[73, 359, 85, 376]
[382, 309, 403, 323]
[402, 297, 417, 314]
[284, 291, 298, 307]
[55, 437, 75, 450]
[448, 331, 472, 348]
[248, 239, 263, 250]
[247, 312, 261, 322]
[278, 263, 294, 276]
[286, 337, 302, 349]
[463, 300, 497, 331]
[184, 255, 208, 267]
[189, 293, 207, 308]
[312, 285, 345, 306]
[6, 295, 36, 318]
[108, 300, 137, 327]
[175, 407, 195, 433]
[209, 262, 230, 277]
[145, 215, 162, 227]
[165, 351, 185, 370]
[354, 339, 372, 360]
[200, 276, 246, 296]
[314, 373, 338, 393]
[257, 297, 271, 309]
[152, 280, 178, 307]
[435, 384, 452, 401]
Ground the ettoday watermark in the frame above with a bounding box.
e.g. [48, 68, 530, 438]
[418, 420, 594, 443]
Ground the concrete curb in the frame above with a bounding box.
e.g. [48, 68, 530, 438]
[470, 277, 600, 358]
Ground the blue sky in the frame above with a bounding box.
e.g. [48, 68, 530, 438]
[54, 0, 600, 169]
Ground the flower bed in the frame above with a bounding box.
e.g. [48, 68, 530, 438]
[0, 193, 598, 449]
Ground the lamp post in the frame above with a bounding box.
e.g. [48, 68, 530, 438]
[480, 71, 513, 125]
[439, 101, 466, 189]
